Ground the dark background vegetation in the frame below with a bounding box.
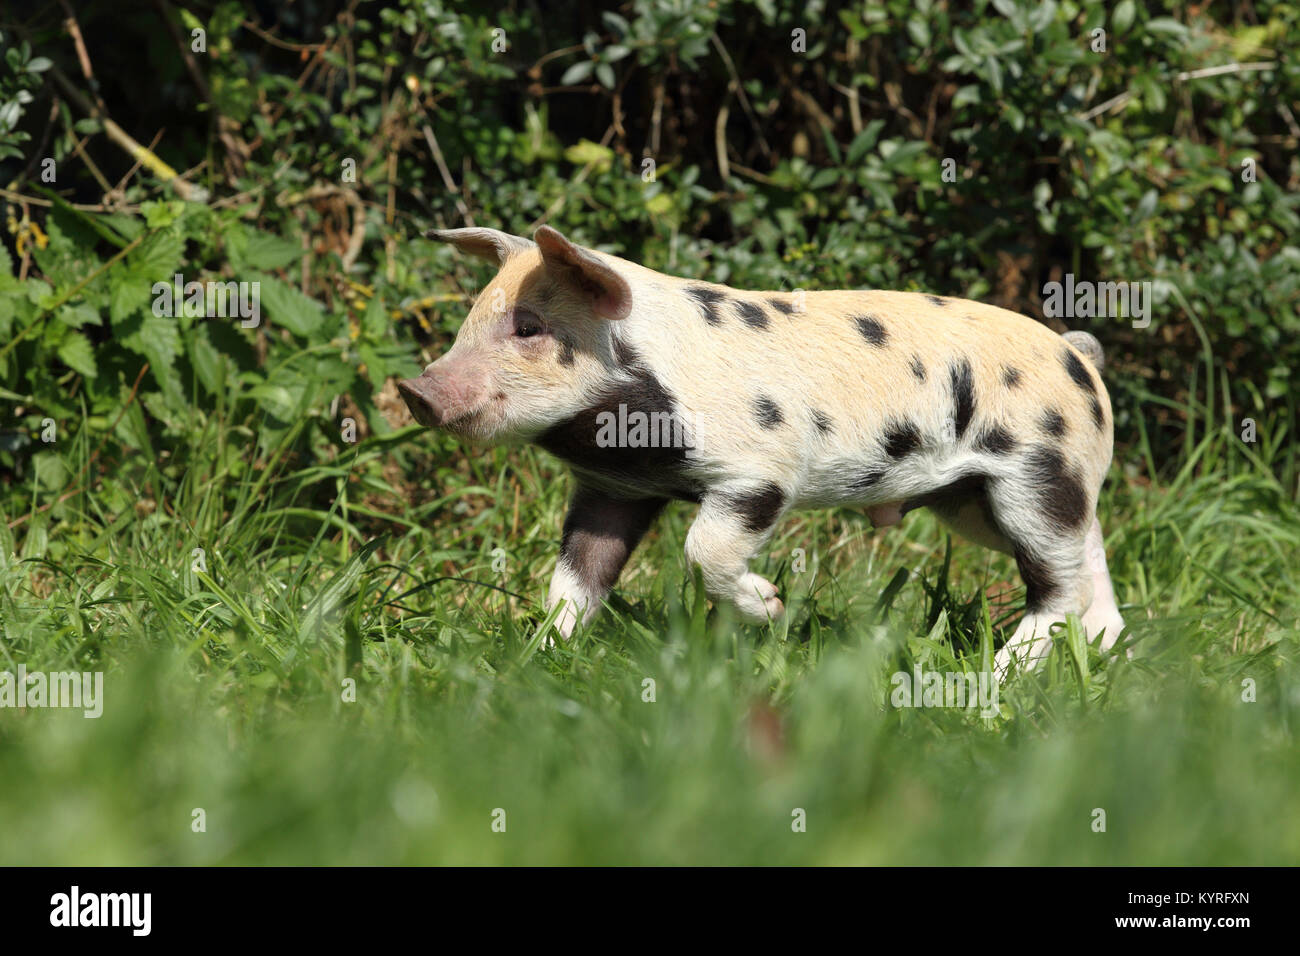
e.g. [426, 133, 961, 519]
[2, 0, 1297, 492]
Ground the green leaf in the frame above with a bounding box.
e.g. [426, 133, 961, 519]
[141, 201, 185, 229]
[809, 167, 841, 190]
[1112, 0, 1136, 34]
[124, 228, 185, 292]
[110, 273, 153, 323]
[361, 294, 387, 339]
[952, 84, 980, 109]
[846, 120, 885, 166]
[560, 61, 593, 85]
[1134, 188, 1158, 221]
[243, 231, 304, 271]
[56, 331, 96, 378]
[251, 273, 325, 337]
[1146, 18, 1189, 36]
[56, 302, 101, 328]
[188, 324, 224, 396]
[121, 313, 182, 371]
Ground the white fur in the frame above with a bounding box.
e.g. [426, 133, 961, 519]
[546, 559, 602, 641]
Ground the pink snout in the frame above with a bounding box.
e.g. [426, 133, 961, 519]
[397, 374, 445, 427]
[397, 361, 489, 429]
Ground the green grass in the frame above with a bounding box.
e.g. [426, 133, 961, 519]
[1, 398, 1298, 865]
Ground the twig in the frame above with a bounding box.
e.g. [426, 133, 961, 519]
[0, 187, 127, 211]
[154, 0, 211, 101]
[1278, 102, 1300, 140]
[1078, 61, 1276, 122]
[112, 126, 166, 197]
[241, 18, 329, 52]
[1176, 60, 1275, 81]
[421, 125, 474, 226]
[845, 37, 863, 135]
[43, 62, 209, 202]
[730, 162, 777, 186]
[58, 0, 105, 111]
[276, 184, 366, 271]
[714, 95, 731, 181]
[57, 105, 116, 198]
[649, 77, 664, 157]
[709, 32, 772, 160]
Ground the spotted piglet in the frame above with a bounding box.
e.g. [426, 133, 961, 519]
[398, 226, 1126, 674]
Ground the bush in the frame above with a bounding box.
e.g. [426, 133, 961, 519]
[1, 0, 1297, 500]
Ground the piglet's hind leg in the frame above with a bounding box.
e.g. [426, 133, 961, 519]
[684, 484, 786, 623]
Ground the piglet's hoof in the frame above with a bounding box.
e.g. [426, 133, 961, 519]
[734, 573, 784, 623]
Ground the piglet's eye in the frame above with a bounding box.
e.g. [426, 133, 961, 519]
[513, 309, 545, 338]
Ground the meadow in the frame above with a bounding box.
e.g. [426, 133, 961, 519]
[2, 390, 1297, 864]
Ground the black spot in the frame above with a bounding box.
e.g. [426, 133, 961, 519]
[1090, 396, 1105, 430]
[538, 357, 699, 497]
[849, 469, 886, 493]
[1002, 367, 1022, 389]
[853, 315, 888, 346]
[728, 482, 786, 534]
[612, 336, 638, 368]
[882, 420, 921, 458]
[976, 425, 1017, 455]
[734, 300, 770, 330]
[811, 409, 833, 434]
[910, 356, 926, 381]
[686, 286, 727, 326]
[949, 360, 976, 440]
[768, 297, 796, 315]
[754, 395, 784, 429]
[1063, 348, 1097, 396]
[558, 336, 577, 367]
[926, 295, 946, 308]
[560, 488, 667, 592]
[1013, 544, 1059, 610]
[1025, 445, 1089, 532]
[1040, 409, 1067, 438]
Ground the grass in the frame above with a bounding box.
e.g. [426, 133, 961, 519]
[1, 383, 1298, 865]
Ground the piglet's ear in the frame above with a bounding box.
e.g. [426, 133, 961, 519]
[424, 227, 534, 265]
[534, 225, 632, 321]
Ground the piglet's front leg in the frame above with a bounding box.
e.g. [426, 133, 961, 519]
[546, 485, 666, 639]
[684, 484, 787, 624]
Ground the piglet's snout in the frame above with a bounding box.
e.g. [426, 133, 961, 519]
[398, 360, 490, 429]
[397, 373, 444, 427]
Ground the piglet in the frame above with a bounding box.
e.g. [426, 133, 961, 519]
[398, 226, 1125, 674]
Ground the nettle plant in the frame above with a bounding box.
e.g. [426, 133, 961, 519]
[0, 195, 419, 490]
